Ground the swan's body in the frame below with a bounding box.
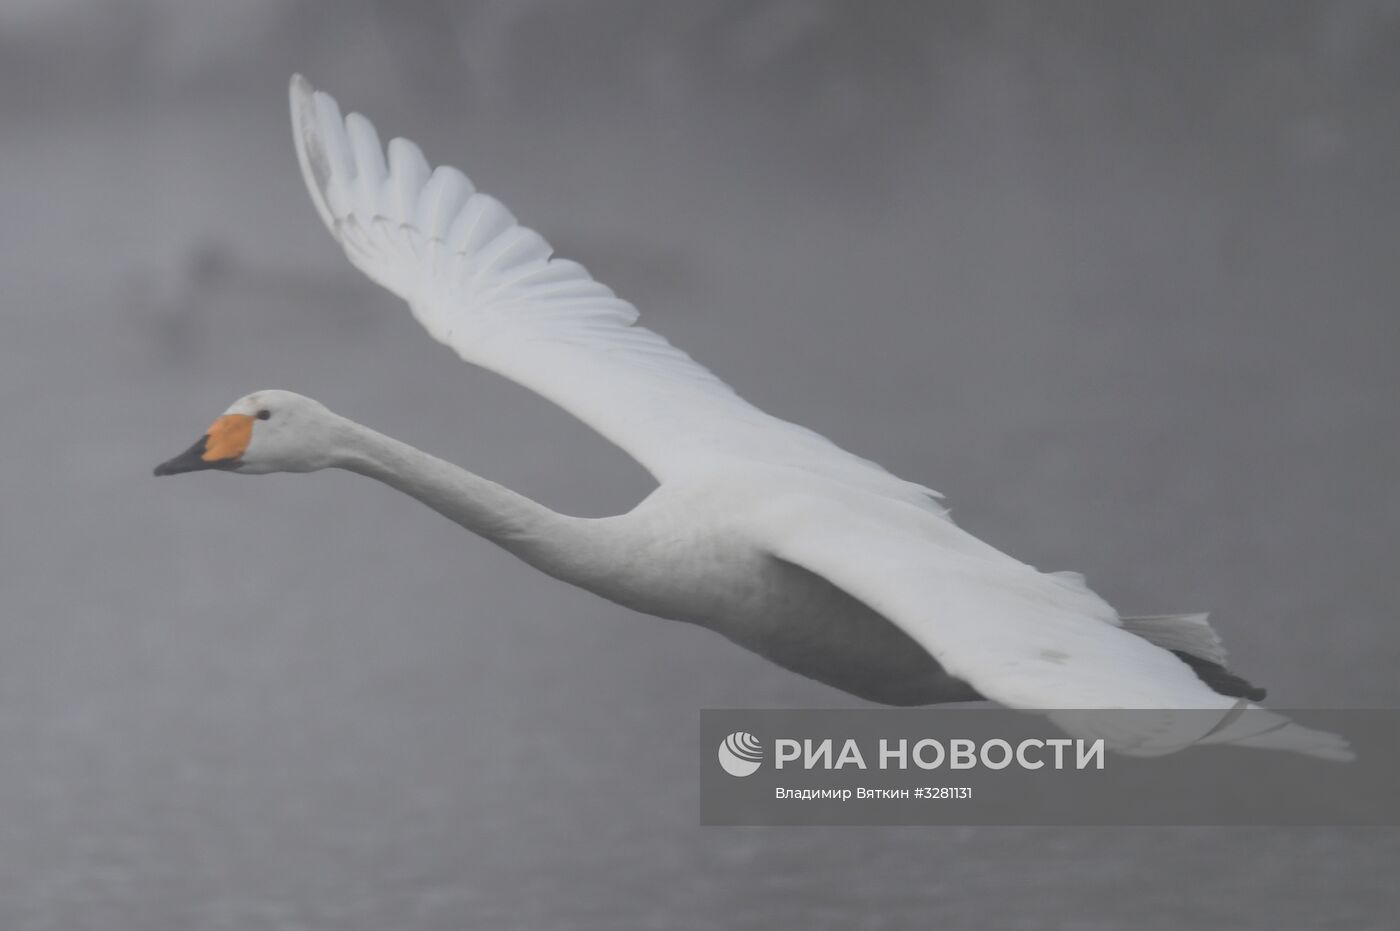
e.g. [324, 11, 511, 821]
[154, 77, 1350, 760]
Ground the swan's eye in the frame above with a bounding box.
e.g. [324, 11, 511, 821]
[256, 409, 272, 421]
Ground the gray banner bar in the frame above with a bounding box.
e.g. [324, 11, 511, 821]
[700, 709, 1400, 826]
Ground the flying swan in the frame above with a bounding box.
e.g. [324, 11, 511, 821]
[154, 76, 1349, 761]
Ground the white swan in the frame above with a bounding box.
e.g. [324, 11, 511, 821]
[155, 76, 1349, 760]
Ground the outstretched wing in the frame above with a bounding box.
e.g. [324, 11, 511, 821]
[289, 76, 940, 508]
[759, 494, 1352, 760]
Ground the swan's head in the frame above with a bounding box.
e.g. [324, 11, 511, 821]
[154, 390, 341, 476]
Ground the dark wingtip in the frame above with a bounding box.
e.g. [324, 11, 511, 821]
[1171, 650, 1268, 702]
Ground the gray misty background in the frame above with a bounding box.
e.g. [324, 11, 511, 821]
[2, 1, 1398, 928]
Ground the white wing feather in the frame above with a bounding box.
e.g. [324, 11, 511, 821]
[762, 494, 1352, 760]
[289, 76, 942, 509]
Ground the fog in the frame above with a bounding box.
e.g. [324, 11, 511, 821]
[2, 2, 1398, 928]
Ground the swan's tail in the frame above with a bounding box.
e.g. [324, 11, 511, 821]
[1120, 612, 1224, 663]
[1120, 613, 1267, 701]
[1055, 609, 1349, 761]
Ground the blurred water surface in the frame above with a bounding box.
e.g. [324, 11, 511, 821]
[2, 2, 1399, 928]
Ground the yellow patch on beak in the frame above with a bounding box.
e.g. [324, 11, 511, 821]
[203, 414, 255, 462]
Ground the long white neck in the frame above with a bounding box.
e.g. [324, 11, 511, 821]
[332, 418, 608, 584]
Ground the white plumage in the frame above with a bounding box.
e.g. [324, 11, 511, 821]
[290, 75, 944, 509]
[157, 76, 1350, 762]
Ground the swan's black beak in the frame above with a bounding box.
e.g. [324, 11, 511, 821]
[154, 435, 220, 476]
[154, 413, 254, 476]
